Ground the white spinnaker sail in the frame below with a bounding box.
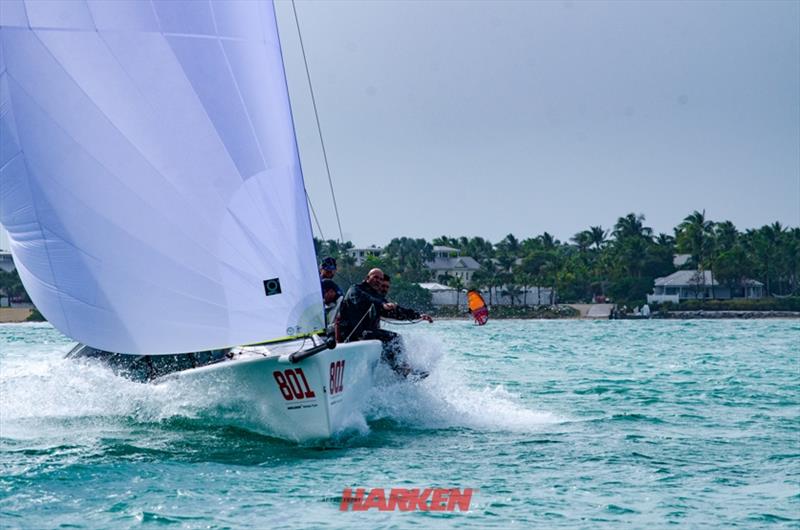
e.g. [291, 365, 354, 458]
[0, 0, 324, 354]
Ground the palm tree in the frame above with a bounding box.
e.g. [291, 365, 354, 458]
[471, 261, 499, 304]
[384, 237, 433, 277]
[495, 235, 520, 303]
[571, 230, 592, 253]
[751, 222, 787, 295]
[314, 238, 355, 266]
[432, 236, 458, 248]
[676, 210, 716, 297]
[496, 234, 520, 256]
[714, 221, 738, 253]
[677, 210, 713, 267]
[521, 250, 554, 306]
[444, 274, 465, 309]
[715, 244, 749, 294]
[467, 236, 495, 261]
[655, 233, 675, 248]
[613, 213, 652, 240]
[495, 253, 516, 273]
[589, 226, 608, 250]
[616, 236, 648, 278]
[501, 284, 522, 306]
[769, 222, 789, 294]
[786, 227, 800, 295]
[540, 257, 561, 304]
[514, 269, 534, 306]
[538, 232, 558, 250]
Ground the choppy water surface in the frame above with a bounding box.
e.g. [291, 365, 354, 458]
[1, 320, 798, 528]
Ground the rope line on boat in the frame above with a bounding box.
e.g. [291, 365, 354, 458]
[381, 319, 423, 325]
[293, 336, 310, 355]
[344, 306, 374, 343]
[291, 0, 344, 243]
[305, 191, 325, 240]
[238, 336, 310, 357]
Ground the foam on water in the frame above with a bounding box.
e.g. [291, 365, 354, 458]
[0, 329, 560, 443]
[3, 352, 213, 418]
[365, 333, 564, 432]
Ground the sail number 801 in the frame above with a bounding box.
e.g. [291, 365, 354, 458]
[330, 360, 345, 395]
[272, 368, 316, 400]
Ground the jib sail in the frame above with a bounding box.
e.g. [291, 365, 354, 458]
[0, 0, 323, 353]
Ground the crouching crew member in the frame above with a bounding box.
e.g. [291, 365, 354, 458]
[336, 268, 432, 376]
[321, 278, 342, 336]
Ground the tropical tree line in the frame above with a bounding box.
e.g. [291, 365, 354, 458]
[315, 211, 800, 306]
[1, 211, 796, 310]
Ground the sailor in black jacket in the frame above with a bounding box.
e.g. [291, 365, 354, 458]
[336, 268, 432, 376]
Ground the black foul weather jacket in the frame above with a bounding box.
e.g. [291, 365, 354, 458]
[335, 281, 421, 342]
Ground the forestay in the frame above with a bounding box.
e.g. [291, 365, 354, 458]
[0, 0, 324, 353]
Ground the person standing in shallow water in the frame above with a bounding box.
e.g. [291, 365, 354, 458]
[335, 268, 432, 376]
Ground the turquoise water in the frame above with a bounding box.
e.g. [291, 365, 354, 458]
[1, 320, 798, 528]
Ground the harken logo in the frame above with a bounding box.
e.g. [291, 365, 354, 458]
[339, 488, 474, 512]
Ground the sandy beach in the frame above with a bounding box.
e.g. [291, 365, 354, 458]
[0, 308, 32, 323]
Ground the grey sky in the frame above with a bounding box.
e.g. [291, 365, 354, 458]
[276, 0, 800, 246]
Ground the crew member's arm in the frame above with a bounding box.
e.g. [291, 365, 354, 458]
[383, 304, 434, 323]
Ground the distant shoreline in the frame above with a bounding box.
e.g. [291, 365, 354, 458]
[427, 309, 800, 321]
[2, 308, 799, 325]
[654, 310, 800, 319]
[425, 314, 800, 322]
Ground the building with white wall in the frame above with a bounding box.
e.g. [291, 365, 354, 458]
[426, 246, 480, 283]
[647, 270, 764, 304]
[347, 246, 384, 266]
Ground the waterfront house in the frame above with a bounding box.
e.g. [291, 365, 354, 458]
[347, 245, 384, 266]
[425, 246, 480, 283]
[647, 270, 764, 304]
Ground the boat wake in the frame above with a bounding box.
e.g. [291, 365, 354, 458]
[1, 335, 562, 446]
[2, 352, 190, 427]
[365, 333, 563, 433]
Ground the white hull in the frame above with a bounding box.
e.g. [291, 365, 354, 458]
[156, 340, 383, 442]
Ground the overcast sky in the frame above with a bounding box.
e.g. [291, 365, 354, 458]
[276, 0, 800, 247]
[0, 0, 796, 253]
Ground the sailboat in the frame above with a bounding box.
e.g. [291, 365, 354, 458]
[0, 0, 382, 441]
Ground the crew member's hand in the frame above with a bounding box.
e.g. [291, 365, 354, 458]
[383, 302, 397, 311]
[420, 313, 433, 323]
